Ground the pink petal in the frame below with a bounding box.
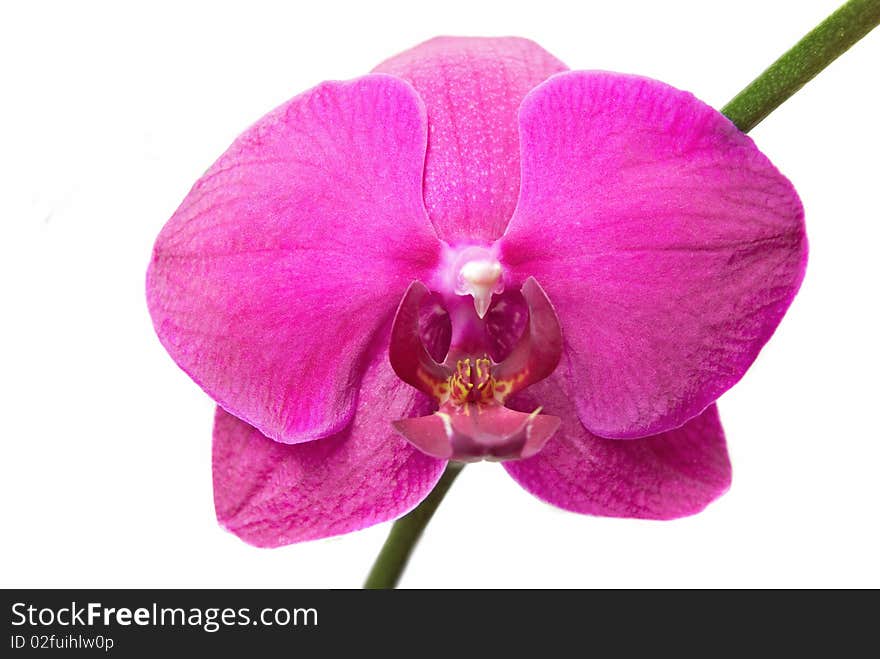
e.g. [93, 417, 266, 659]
[213, 346, 446, 547]
[500, 71, 807, 438]
[492, 277, 563, 399]
[419, 290, 452, 363]
[389, 281, 451, 398]
[483, 289, 528, 363]
[504, 376, 731, 519]
[394, 404, 559, 462]
[147, 74, 440, 444]
[374, 37, 567, 243]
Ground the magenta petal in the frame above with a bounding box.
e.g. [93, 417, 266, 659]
[389, 281, 451, 398]
[492, 277, 563, 399]
[501, 71, 807, 438]
[504, 377, 731, 519]
[419, 290, 452, 363]
[394, 406, 560, 462]
[484, 289, 528, 363]
[392, 415, 454, 460]
[147, 74, 440, 444]
[213, 348, 446, 547]
[374, 37, 567, 243]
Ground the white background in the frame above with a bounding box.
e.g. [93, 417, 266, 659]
[2, 0, 878, 588]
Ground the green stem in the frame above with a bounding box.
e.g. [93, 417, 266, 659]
[363, 462, 464, 589]
[722, 0, 880, 132]
[361, 0, 880, 590]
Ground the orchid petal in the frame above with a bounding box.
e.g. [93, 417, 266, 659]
[483, 289, 528, 363]
[419, 290, 452, 363]
[504, 376, 730, 519]
[501, 71, 807, 438]
[389, 281, 451, 399]
[374, 37, 567, 242]
[213, 347, 446, 547]
[147, 74, 439, 444]
[393, 405, 560, 462]
[492, 277, 563, 400]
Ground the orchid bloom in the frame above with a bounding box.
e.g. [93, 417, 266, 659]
[146, 37, 806, 547]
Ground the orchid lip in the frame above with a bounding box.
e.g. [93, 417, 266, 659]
[389, 275, 563, 462]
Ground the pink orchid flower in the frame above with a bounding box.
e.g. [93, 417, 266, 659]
[147, 37, 806, 547]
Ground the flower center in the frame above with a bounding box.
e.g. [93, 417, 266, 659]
[448, 357, 495, 405]
[389, 246, 564, 462]
[439, 244, 505, 320]
[456, 258, 503, 319]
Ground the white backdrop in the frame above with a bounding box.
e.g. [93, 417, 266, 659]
[2, 0, 878, 588]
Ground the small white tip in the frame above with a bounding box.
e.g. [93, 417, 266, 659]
[458, 259, 503, 318]
[473, 287, 492, 318]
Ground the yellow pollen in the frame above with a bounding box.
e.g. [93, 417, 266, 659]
[448, 357, 498, 405]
